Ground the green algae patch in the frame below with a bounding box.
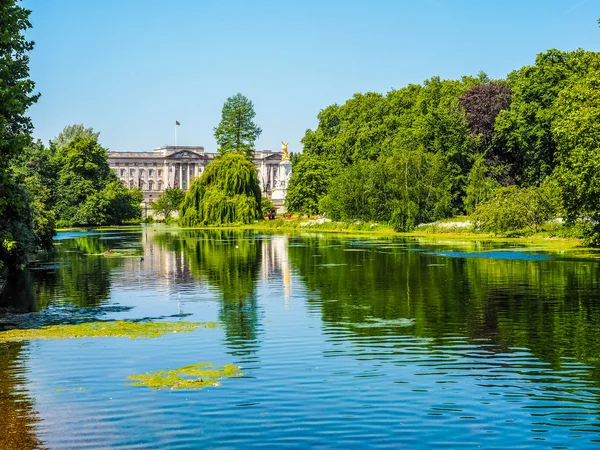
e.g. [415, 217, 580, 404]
[0, 321, 217, 343]
[128, 363, 243, 390]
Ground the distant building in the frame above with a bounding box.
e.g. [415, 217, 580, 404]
[107, 146, 290, 212]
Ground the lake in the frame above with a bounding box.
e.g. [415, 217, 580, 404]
[1, 227, 600, 449]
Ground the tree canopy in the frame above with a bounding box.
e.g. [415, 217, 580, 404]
[0, 1, 39, 271]
[213, 93, 262, 159]
[180, 152, 262, 226]
[150, 187, 185, 220]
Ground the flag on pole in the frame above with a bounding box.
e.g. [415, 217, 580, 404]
[175, 120, 180, 126]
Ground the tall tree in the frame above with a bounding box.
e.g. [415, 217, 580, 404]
[51, 124, 100, 148]
[213, 93, 262, 159]
[553, 68, 600, 246]
[0, 1, 40, 272]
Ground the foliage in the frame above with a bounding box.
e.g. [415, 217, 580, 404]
[552, 68, 600, 246]
[490, 49, 599, 185]
[472, 180, 560, 233]
[459, 80, 511, 151]
[0, 1, 39, 271]
[261, 195, 274, 215]
[285, 154, 337, 214]
[128, 362, 243, 390]
[150, 187, 185, 220]
[180, 152, 262, 226]
[214, 93, 262, 159]
[51, 124, 100, 148]
[76, 181, 143, 226]
[52, 135, 142, 226]
[464, 155, 501, 214]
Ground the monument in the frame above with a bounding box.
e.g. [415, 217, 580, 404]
[271, 142, 293, 210]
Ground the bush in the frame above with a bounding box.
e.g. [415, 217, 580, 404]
[472, 180, 560, 233]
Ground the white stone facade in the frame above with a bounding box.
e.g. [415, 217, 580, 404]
[107, 146, 290, 211]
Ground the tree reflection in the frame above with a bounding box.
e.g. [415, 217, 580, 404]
[154, 230, 262, 357]
[288, 235, 600, 381]
[0, 342, 44, 449]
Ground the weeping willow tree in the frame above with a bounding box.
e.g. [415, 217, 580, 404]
[180, 152, 262, 226]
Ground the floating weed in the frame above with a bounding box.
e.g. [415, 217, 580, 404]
[128, 363, 243, 390]
[0, 321, 217, 343]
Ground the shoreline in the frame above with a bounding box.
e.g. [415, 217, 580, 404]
[54, 220, 595, 253]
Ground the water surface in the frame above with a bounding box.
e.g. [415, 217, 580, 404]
[1, 228, 600, 448]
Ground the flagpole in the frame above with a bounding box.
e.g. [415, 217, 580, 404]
[174, 123, 178, 146]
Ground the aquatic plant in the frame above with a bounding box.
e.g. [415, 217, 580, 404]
[0, 320, 217, 343]
[128, 362, 243, 390]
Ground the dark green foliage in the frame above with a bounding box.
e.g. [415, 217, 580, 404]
[150, 187, 185, 220]
[0, 1, 39, 271]
[319, 151, 452, 231]
[76, 181, 143, 226]
[214, 93, 262, 159]
[490, 49, 599, 185]
[180, 152, 262, 226]
[552, 68, 600, 246]
[285, 154, 336, 214]
[51, 135, 142, 226]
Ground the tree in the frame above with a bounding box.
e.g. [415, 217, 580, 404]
[285, 154, 336, 214]
[553, 68, 600, 245]
[0, 1, 40, 272]
[52, 135, 141, 226]
[76, 181, 142, 226]
[490, 49, 597, 186]
[213, 93, 262, 159]
[51, 124, 100, 148]
[150, 187, 186, 220]
[459, 81, 511, 151]
[180, 152, 262, 226]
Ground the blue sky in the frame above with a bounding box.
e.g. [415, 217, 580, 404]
[23, 0, 599, 153]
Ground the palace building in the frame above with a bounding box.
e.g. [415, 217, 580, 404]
[107, 145, 290, 212]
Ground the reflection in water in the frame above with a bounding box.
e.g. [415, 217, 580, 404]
[2, 229, 600, 447]
[0, 342, 43, 450]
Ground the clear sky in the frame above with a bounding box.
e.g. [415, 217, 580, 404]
[23, 0, 599, 153]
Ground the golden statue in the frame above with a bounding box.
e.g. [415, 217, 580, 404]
[281, 141, 290, 162]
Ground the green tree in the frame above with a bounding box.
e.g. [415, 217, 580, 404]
[51, 124, 100, 148]
[553, 68, 600, 245]
[472, 180, 560, 233]
[285, 154, 336, 214]
[180, 152, 262, 226]
[9, 140, 57, 250]
[76, 181, 143, 226]
[150, 187, 186, 220]
[52, 135, 141, 226]
[490, 49, 597, 185]
[0, 1, 40, 272]
[213, 93, 262, 159]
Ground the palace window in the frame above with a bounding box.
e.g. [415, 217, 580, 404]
[158, 181, 163, 191]
[148, 181, 154, 191]
[120, 169, 126, 177]
[130, 169, 135, 177]
[149, 169, 154, 177]
[158, 169, 162, 176]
